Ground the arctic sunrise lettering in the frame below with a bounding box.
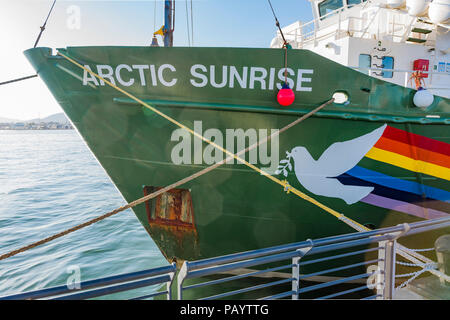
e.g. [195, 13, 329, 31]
[82, 64, 314, 91]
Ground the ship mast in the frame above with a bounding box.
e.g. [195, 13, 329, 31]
[163, 0, 175, 47]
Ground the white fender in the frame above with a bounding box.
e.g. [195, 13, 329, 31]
[387, 0, 406, 8]
[428, 0, 450, 24]
[406, 0, 429, 16]
[413, 89, 434, 108]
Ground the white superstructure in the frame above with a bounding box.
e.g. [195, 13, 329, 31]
[271, 0, 450, 98]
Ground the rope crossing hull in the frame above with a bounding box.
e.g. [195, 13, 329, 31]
[23, 46, 450, 274]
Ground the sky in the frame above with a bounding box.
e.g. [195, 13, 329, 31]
[0, 0, 314, 120]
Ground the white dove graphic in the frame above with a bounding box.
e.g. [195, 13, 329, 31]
[289, 124, 387, 205]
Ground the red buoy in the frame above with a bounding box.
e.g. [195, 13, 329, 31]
[277, 84, 295, 106]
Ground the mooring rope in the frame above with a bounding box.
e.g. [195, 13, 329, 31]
[2, 50, 444, 285]
[267, 0, 290, 85]
[0, 75, 38, 86]
[0, 0, 57, 87]
[0, 92, 332, 261]
[267, 0, 287, 45]
[400, 246, 435, 253]
[57, 50, 370, 231]
[33, 0, 57, 48]
[395, 266, 435, 290]
[395, 260, 450, 290]
[55, 51, 447, 280]
[396, 260, 436, 267]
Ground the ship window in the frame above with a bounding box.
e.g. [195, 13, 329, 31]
[382, 56, 394, 78]
[358, 54, 371, 74]
[347, 0, 367, 5]
[319, 0, 343, 18]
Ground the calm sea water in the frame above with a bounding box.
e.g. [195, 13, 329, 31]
[0, 130, 166, 299]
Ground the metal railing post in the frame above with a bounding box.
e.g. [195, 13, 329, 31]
[337, 9, 341, 39]
[177, 262, 188, 300]
[376, 241, 386, 299]
[295, 28, 298, 48]
[314, 26, 317, 47]
[379, 224, 410, 299]
[291, 240, 313, 300]
[300, 28, 304, 47]
[166, 262, 176, 300]
[292, 256, 300, 300]
[383, 240, 397, 300]
[377, 239, 397, 300]
[166, 281, 172, 300]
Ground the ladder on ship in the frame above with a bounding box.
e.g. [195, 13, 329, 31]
[403, 17, 435, 45]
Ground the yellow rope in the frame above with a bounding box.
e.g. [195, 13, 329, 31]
[66, 49, 444, 273]
[57, 50, 369, 232]
[0, 50, 438, 272]
[6, 50, 444, 282]
[0, 97, 330, 261]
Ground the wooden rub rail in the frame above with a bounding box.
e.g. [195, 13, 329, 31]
[1, 217, 449, 300]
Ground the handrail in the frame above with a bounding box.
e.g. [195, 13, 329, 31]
[350, 66, 450, 76]
[360, 4, 381, 39]
[285, 3, 360, 32]
[277, 2, 362, 47]
[0, 263, 176, 300]
[177, 217, 449, 300]
[183, 217, 450, 272]
[2, 217, 448, 300]
[53, 274, 173, 300]
[276, 3, 438, 48]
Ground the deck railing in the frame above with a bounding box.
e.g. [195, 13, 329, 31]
[0, 264, 176, 300]
[278, 4, 436, 49]
[349, 66, 450, 91]
[1, 217, 449, 300]
[177, 217, 450, 300]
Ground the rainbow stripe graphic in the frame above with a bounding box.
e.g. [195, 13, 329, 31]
[337, 126, 450, 219]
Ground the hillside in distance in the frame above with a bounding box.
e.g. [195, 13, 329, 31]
[0, 113, 69, 124]
[26, 113, 69, 124]
[0, 113, 72, 130]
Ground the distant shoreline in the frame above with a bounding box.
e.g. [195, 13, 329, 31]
[0, 112, 73, 130]
[0, 122, 73, 130]
[0, 128, 74, 130]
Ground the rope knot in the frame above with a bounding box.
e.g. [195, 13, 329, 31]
[281, 180, 291, 194]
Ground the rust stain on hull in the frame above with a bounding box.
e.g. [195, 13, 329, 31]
[143, 186, 199, 261]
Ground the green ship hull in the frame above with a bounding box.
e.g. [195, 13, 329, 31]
[24, 46, 449, 267]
